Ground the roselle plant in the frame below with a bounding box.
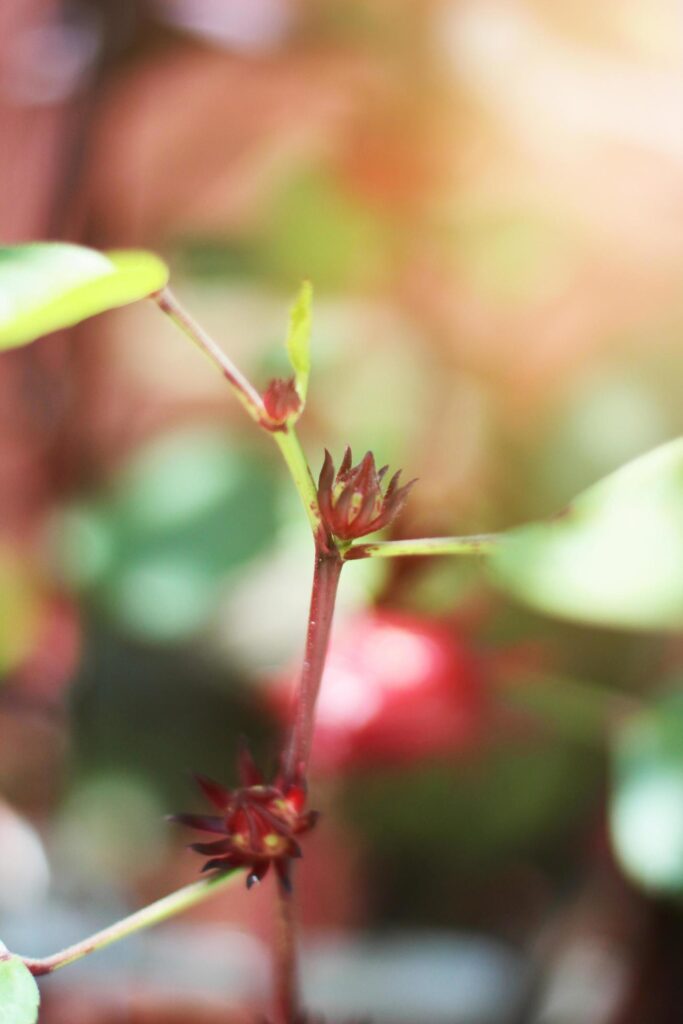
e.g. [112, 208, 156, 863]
[0, 242, 682, 1024]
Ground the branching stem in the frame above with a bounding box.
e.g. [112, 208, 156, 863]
[153, 287, 327, 541]
[10, 282, 503, 1019]
[155, 284, 340, 1023]
[14, 285, 497, 1019]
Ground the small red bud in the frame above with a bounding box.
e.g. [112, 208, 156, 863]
[262, 377, 302, 424]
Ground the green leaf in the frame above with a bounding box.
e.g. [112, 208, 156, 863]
[488, 437, 683, 630]
[285, 280, 312, 404]
[0, 953, 40, 1024]
[610, 692, 683, 894]
[0, 244, 169, 350]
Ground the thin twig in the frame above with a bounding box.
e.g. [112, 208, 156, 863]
[13, 870, 240, 976]
[154, 287, 266, 422]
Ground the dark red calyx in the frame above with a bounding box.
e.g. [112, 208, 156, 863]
[317, 446, 416, 541]
[170, 742, 317, 891]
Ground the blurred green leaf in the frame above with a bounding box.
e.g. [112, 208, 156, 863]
[610, 691, 683, 894]
[348, 739, 598, 879]
[70, 624, 268, 803]
[453, 207, 573, 305]
[495, 673, 626, 744]
[533, 368, 675, 507]
[0, 954, 40, 1024]
[55, 428, 279, 642]
[285, 281, 312, 403]
[488, 437, 683, 630]
[260, 172, 386, 289]
[0, 244, 168, 349]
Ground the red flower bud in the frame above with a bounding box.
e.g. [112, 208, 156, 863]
[170, 740, 317, 891]
[262, 377, 302, 425]
[317, 447, 415, 541]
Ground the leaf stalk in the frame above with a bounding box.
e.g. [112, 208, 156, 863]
[16, 870, 239, 976]
[346, 534, 498, 560]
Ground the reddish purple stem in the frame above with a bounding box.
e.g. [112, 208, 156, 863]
[283, 549, 343, 784]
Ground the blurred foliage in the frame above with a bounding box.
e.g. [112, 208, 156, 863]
[259, 172, 390, 290]
[452, 207, 576, 305]
[54, 427, 280, 641]
[495, 672, 624, 745]
[69, 621, 274, 807]
[610, 687, 683, 895]
[346, 735, 601, 924]
[489, 438, 683, 630]
[54, 771, 167, 884]
[532, 352, 683, 508]
[176, 171, 390, 292]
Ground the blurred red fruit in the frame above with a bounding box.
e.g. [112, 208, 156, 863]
[270, 610, 484, 772]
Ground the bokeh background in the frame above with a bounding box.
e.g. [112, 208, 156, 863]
[1, 1, 683, 1021]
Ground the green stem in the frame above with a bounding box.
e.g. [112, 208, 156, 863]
[17, 870, 239, 976]
[272, 428, 327, 542]
[345, 534, 498, 560]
